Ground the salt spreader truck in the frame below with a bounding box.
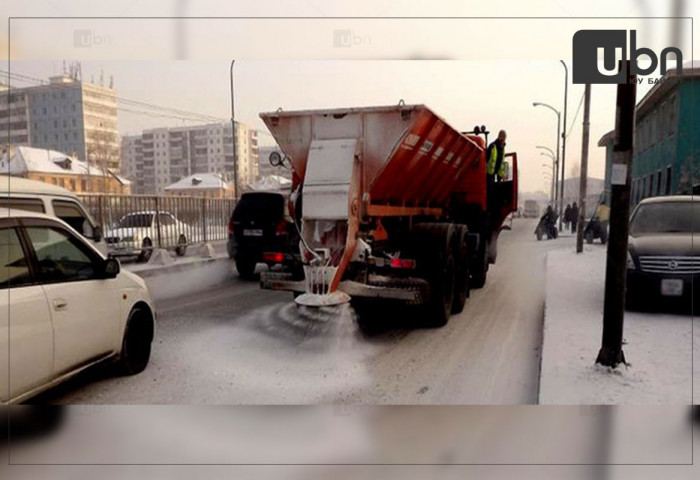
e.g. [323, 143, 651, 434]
[259, 103, 517, 327]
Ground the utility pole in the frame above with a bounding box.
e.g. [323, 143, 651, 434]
[230, 59, 238, 200]
[596, 63, 635, 368]
[576, 84, 591, 253]
[559, 60, 569, 232]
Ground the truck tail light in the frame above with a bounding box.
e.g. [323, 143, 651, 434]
[263, 252, 285, 263]
[389, 258, 416, 269]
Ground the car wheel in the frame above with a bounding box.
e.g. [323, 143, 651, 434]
[117, 306, 153, 375]
[599, 228, 608, 244]
[138, 238, 153, 263]
[176, 234, 187, 257]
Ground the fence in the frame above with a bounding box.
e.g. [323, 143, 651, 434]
[78, 194, 236, 256]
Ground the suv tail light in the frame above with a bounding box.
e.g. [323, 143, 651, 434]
[275, 220, 288, 236]
[227, 219, 234, 236]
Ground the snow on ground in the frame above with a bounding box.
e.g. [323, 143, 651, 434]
[539, 244, 698, 405]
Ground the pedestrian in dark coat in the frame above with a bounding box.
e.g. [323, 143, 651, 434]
[570, 202, 579, 234]
[564, 204, 572, 231]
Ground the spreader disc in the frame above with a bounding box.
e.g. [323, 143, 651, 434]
[294, 291, 351, 307]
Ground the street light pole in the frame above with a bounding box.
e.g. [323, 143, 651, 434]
[539, 151, 556, 204]
[536, 144, 559, 211]
[229, 59, 238, 200]
[576, 83, 591, 254]
[559, 60, 569, 232]
[542, 161, 555, 203]
[533, 103, 561, 221]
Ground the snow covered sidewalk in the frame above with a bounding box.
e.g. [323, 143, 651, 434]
[538, 245, 699, 405]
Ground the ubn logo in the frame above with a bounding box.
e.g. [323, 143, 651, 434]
[572, 30, 682, 84]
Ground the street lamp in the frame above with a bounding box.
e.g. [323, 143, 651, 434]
[541, 160, 556, 203]
[537, 145, 558, 206]
[559, 60, 569, 233]
[533, 103, 561, 224]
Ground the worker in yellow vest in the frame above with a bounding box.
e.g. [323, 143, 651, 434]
[486, 130, 507, 184]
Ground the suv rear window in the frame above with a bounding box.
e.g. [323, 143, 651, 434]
[0, 197, 46, 213]
[233, 193, 285, 222]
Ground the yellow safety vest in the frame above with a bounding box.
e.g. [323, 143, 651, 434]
[487, 145, 506, 177]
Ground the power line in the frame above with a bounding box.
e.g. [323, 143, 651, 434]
[565, 89, 586, 140]
[1, 69, 227, 124]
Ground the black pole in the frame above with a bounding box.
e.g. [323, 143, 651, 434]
[596, 62, 635, 368]
[576, 83, 591, 253]
[230, 59, 238, 200]
[559, 60, 568, 231]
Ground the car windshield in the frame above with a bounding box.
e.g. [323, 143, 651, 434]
[630, 201, 700, 235]
[118, 213, 153, 228]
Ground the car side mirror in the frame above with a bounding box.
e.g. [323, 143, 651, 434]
[93, 225, 103, 242]
[102, 257, 120, 278]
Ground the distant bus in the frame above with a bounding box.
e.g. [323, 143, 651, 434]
[523, 200, 540, 218]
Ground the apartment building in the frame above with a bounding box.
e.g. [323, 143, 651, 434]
[0, 75, 120, 170]
[121, 122, 258, 195]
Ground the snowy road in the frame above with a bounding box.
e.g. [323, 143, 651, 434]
[37, 218, 569, 404]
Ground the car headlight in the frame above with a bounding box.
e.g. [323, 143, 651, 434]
[626, 251, 636, 270]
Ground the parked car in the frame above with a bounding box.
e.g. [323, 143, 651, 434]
[0, 175, 106, 254]
[626, 196, 699, 311]
[104, 210, 189, 262]
[0, 208, 156, 404]
[228, 191, 300, 279]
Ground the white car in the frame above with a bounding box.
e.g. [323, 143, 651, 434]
[0, 175, 108, 255]
[104, 210, 190, 262]
[0, 208, 156, 404]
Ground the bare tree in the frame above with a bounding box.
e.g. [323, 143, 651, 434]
[86, 129, 119, 193]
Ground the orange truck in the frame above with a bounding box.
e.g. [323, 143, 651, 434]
[259, 103, 517, 327]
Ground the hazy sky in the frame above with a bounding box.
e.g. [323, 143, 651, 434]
[3, 1, 696, 194]
[8, 59, 662, 194]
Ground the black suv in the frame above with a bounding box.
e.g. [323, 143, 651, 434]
[228, 191, 300, 279]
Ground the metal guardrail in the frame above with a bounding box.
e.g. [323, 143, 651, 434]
[78, 194, 236, 256]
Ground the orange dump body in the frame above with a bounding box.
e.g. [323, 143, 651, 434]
[260, 104, 486, 217]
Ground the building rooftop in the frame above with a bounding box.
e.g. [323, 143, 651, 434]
[0, 146, 130, 184]
[636, 60, 700, 117]
[164, 173, 232, 191]
[250, 174, 292, 192]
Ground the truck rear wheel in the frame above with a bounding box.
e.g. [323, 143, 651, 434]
[412, 223, 455, 328]
[471, 239, 489, 289]
[451, 224, 470, 314]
